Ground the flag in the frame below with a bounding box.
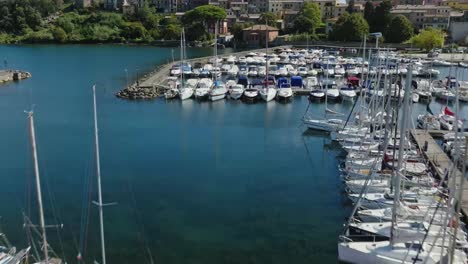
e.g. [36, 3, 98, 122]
[444, 106, 455, 116]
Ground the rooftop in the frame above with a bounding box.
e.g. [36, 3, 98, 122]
[243, 25, 279, 31]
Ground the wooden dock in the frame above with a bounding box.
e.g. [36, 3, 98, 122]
[411, 129, 468, 218]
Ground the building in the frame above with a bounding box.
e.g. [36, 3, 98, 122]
[390, 4, 453, 29]
[441, 0, 468, 11]
[268, 0, 303, 14]
[249, 0, 269, 13]
[449, 10, 468, 43]
[242, 25, 279, 46]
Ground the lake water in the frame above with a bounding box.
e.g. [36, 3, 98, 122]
[0, 45, 466, 264]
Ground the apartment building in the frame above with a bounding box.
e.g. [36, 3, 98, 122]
[390, 4, 454, 29]
[441, 0, 468, 11]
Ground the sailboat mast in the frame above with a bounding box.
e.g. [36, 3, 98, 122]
[390, 64, 412, 246]
[93, 85, 107, 264]
[180, 28, 184, 86]
[265, 22, 269, 87]
[27, 112, 49, 264]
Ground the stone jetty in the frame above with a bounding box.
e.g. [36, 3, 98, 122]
[0, 70, 32, 84]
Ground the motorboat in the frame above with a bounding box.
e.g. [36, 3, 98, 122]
[195, 78, 212, 100]
[339, 86, 357, 100]
[324, 82, 340, 101]
[209, 80, 227, 101]
[297, 66, 308, 76]
[304, 76, 319, 90]
[228, 84, 245, 100]
[417, 114, 440, 130]
[334, 64, 345, 76]
[248, 65, 258, 77]
[243, 86, 259, 101]
[227, 65, 239, 77]
[290, 76, 303, 89]
[170, 65, 181, 76]
[277, 83, 293, 101]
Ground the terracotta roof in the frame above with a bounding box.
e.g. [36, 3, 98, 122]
[243, 25, 279, 31]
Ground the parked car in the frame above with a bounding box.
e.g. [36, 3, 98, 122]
[428, 51, 439, 58]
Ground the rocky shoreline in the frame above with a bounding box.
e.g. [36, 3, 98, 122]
[0, 70, 32, 84]
[116, 85, 160, 100]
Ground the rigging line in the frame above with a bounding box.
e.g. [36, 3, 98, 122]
[41, 164, 66, 261]
[125, 175, 154, 264]
[79, 145, 93, 254]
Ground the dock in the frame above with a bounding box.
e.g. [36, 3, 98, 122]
[411, 129, 468, 219]
[116, 46, 302, 99]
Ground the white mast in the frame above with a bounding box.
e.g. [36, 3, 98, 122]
[390, 64, 412, 246]
[92, 85, 107, 264]
[27, 111, 49, 264]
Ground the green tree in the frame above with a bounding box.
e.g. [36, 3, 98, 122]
[371, 0, 392, 33]
[292, 15, 314, 34]
[329, 13, 369, 41]
[161, 23, 182, 40]
[363, 1, 374, 23]
[259, 12, 277, 26]
[51, 26, 67, 42]
[185, 22, 209, 41]
[410, 27, 445, 51]
[301, 2, 321, 30]
[135, 1, 160, 30]
[230, 22, 252, 42]
[182, 5, 226, 26]
[122, 22, 147, 39]
[385, 15, 413, 43]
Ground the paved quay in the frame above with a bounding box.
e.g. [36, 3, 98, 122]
[411, 129, 468, 219]
[402, 53, 468, 63]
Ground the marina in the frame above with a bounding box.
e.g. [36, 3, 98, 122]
[0, 44, 467, 264]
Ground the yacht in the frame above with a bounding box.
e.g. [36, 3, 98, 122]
[179, 79, 198, 100]
[195, 78, 212, 100]
[303, 118, 344, 132]
[277, 83, 293, 101]
[209, 80, 227, 101]
[244, 86, 259, 101]
[339, 86, 357, 100]
[228, 84, 245, 100]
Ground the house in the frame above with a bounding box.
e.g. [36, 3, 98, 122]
[449, 10, 468, 43]
[242, 25, 279, 47]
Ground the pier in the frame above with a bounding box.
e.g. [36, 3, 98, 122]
[0, 70, 32, 84]
[411, 129, 468, 218]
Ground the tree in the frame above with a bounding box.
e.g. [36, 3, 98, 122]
[386, 15, 413, 43]
[259, 12, 277, 26]
[346, 0, 355, 13]
[410, 27, 445, 51]
[301, 2, 321, 32]
[51, 26, 67, 42]
[185, 22, 209, 41]
[292, 15, 314, 34]
[231, 22, 252, 42]
[371, 0, 392, 33]
[161, 23, 182, 40]
[363, 1, 374, 23]
[122, 22, 147, 39]
[329, 13, 369, 41]
[182, 5, 226, 26]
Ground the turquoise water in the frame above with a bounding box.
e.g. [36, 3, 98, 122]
[0, 45, 466, 264]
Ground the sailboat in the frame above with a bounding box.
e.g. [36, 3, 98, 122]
[259, 24, 277, 102]
[26, 111, 63, 264]
[338, 65, 468, 264]
[178, 28, 194, 101]
[208, 22, 227, 102]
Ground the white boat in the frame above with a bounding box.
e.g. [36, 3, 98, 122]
[417, 114, 440, 130]
[432, 59, 452, 66]
[338, 240, 467, 264]
[227, 65, 239, 77]
[297, 66, 308, 76]
[209, 80, 227, 101]
[303, 118, 344, 132]
[243, 86, 259, 101]
[195, 78, 212, 100]
[411, 92, 419, 103]
[170, 65, 181, 76]
[248, 65, 258, 77]
[304, 76, 319, 90]
[339, 86, 357, 100]
[326, 86, 341, 101]
[228, 84, 244, 100]
[260, 86, 277, 102]
[257, 66, 266, 77]
[277, 83, 293, 101]
[335, 64, 345, 76]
